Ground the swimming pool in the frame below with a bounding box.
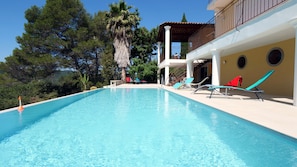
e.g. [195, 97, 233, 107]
[0, 88, 296, 166]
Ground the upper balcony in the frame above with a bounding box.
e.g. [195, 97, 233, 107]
[157, 0, 288, 66]
[212, 0, 288, 37]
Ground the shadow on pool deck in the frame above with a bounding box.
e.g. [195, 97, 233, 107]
[115, 84, 297, 139]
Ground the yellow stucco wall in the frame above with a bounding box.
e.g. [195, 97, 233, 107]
[220, 38, 295, 97]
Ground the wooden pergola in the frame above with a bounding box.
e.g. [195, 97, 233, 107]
[157, 22, 208, 42]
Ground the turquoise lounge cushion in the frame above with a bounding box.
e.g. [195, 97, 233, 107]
[173, 82, 182, 89]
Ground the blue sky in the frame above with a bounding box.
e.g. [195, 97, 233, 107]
[0, 0, 214, 62]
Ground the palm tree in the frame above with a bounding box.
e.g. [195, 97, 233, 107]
[106, 0, 140, 82]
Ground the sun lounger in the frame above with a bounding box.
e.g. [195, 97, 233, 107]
[193, 75, 242, 93]
[134, 78, 147, 84]
[173, 77, 194, 89]
[190, 76, 209, 88]
[208, 70, 274, 100]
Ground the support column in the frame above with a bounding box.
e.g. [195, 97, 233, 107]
[157, 42, 161, 65]
[157, 42, 161, 84]
[157, 69, 161, 84]
[165, 66, 169, 86]
[186, 61, 193, 78]
[289, 19, 297, 106]
[164, 26, 171, 85]
[211, 49, 221, 86]
[186, 61, 194, 87]
[164, 26, 171, 61]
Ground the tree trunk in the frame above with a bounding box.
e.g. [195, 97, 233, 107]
[121, 67, 126, 83]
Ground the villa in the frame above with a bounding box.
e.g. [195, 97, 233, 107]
[157, 0, 297, 106]
[2, 1, 297, 165]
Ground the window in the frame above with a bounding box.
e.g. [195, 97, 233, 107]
[237, 55, 246, 69]
[267, 48, 283, 66]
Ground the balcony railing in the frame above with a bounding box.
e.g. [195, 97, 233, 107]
[159, 53, 183, 63]
[215, 0, 288, 37]
[159, 0, 287, 65]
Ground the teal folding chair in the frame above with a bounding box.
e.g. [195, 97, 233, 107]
[173, 78, 194, 89]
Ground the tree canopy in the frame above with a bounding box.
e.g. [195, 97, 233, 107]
[0, 0, 158, 110]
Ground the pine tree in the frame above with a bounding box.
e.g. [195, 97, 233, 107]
[180, 13, 188, 59]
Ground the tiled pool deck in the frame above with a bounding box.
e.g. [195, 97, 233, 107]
[116, 84, 297, 139]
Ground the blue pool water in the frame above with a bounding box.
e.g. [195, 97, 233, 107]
[0, 88, 297, 166]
